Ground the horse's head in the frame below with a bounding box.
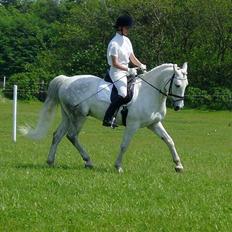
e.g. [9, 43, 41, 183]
[166, 62, 188, 111]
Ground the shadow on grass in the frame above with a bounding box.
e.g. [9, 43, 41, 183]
[14, 163, 117, 174]
[15, 163, 83, 170]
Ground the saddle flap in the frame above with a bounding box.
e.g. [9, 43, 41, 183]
[111, 74, 135, 104]
[97, 79, 113, 103]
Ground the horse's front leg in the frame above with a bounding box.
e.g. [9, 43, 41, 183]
[148, 122, 184, 172]
[115, 124, 138, 173]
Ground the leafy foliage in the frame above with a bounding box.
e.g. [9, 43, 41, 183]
[208, 87, 232, 110]
[0, 0, 231, 109]
[186, 87, 232, 110]
[4, 69, 51, 100]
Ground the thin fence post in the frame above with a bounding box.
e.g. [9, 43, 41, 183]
[13, 85, 17, 143]
[3, 76, 6, 89]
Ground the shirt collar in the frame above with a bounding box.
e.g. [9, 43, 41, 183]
[116, 32, 126, 39]
[116, 32, 123, 36]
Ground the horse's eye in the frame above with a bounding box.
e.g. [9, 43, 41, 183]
[175, 84, 180, 88]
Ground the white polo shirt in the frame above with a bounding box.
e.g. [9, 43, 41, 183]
[107, 33, 133, 67]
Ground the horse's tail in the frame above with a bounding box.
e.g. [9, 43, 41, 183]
[19, 75, 67, 140]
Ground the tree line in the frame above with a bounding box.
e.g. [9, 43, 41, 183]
[1, 0, 231, 109]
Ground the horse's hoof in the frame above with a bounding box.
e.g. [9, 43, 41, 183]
[85, 162, 93, 169]
[115, 163, 124, 173]
[115, 166, 123, 174]
[175, 165, 184, 173]
[47, 160, 54, 167]
[118, 167, 124, 173]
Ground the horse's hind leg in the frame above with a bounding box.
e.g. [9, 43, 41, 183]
[66, 116, 93, 168]
[47, 117, 69, 166]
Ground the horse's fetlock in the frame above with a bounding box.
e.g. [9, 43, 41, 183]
[120, 145, 127, 153]
[85, 161, 93, 169]
[47, 159, 54, 166]
[174, 159, 181, 165]
[83, 157, 90, 162]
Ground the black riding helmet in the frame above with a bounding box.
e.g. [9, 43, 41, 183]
[114, 14, 134, 28]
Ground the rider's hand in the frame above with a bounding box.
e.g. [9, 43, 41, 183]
[128, 68, 137, 76]
[139, 63, 147, 71]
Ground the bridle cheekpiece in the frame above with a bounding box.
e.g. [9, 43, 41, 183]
[138, 65, 187, 102]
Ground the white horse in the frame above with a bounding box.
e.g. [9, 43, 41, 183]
[20, 63, 188, 173]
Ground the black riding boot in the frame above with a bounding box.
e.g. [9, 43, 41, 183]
[103, 95, 125, 127]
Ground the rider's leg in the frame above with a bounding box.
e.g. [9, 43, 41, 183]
[103, 77, 127, 127]
[103, 95, 125, 127]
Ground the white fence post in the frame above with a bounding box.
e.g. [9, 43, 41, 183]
[3, 76, 6, 89]
[13, 85, 17, 142]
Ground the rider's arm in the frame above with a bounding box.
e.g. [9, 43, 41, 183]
[111, 56, 129, 71]
[130, 53, 142, 67]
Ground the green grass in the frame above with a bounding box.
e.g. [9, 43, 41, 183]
[0, 99, 232, 231]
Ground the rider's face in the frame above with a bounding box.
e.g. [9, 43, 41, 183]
[118, 26, 130, 36]
[122, 26, 129, 36]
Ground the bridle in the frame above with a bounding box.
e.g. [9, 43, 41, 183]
[138, 66, 187, 102]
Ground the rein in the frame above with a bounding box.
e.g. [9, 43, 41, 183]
[74, 65, 186, 108]
[138, 68, 186, 102]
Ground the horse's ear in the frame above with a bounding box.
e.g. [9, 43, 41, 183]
[182, 62, 188, 72]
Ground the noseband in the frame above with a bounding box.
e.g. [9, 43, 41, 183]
[138, 67, 186, 102]
[163, 73, 186, 102]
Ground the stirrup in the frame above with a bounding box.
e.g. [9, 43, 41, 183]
[111, 117, 118, 129]
[102, 118, 118, 128]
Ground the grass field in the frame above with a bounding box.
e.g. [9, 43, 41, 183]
[0, 98, 232, 231]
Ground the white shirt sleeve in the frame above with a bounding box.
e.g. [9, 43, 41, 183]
[108, 42, 118, 57]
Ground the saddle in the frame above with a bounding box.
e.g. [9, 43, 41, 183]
[104, 71, 135, 104]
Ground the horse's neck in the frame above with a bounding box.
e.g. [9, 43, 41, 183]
[139, 68, 168, 94]
[145, 66, 173, 89]
[137, 67, 172, 111]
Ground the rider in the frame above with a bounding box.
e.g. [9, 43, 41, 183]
[103, 14, 146, 127]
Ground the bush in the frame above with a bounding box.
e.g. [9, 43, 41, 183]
[185, 87, 210, 108]
[185, 86, 232, 110]
[208, 87, 232, 110]
[4, 69, 51, 100]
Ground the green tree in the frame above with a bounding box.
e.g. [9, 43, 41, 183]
[0, 7, 46, 77]
[1, 0, 232, 108]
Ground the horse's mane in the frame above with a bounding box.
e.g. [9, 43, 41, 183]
[147, 63, 174, 75]
[138, 63, 175, 83]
